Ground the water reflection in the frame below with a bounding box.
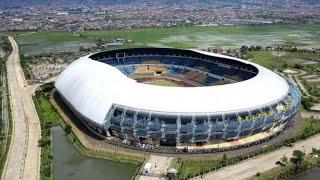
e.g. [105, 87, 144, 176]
[293, 167, 320, 180]
[52, 126, 138, 180]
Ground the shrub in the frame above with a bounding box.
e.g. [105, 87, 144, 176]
[64, 124, 72, 134]
[301, 97, 313, 110]
[38, 137, 51, 147]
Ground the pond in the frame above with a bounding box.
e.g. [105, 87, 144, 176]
[52, 126, 139, 180]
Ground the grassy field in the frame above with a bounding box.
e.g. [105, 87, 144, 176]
[11, 24, 320, 55]
[80, 24, 320, 49]
[302, 80, 320, 98]
[149, 79, 179, 87]
[0, 32, 24, 36]
[249, 50, 320, 69]
[304, 81, 320, 89]
[16, 32, 96, 55]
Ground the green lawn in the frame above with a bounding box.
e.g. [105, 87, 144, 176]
[177, 158, 225, 179]
[249, 51, 296, 69]
[305, 81, 320, 88]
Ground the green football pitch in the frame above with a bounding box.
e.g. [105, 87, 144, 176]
[149, 79, 180, 87]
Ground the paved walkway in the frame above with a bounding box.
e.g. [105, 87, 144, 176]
[138, 155, 173, 180]
[2, 37, 41, 180]
[294, 75, 310, 97]
[301, 110, 320, 119]
[194, 134, 320, 180]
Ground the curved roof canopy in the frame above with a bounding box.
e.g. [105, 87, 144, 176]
[55, 50, 289, 125]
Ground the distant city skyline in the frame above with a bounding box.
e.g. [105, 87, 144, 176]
[0, 0, 319, 7]
[0, 0, 319, 32]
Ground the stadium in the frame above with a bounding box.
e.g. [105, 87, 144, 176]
[55, 48, 301, 150]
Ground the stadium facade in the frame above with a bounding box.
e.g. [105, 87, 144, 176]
[55, 48, 301, 147]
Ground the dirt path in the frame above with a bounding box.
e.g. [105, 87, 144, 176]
[2, 36, 41, 180]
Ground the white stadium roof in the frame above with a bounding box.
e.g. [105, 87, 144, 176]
[55, 51, 289, 125]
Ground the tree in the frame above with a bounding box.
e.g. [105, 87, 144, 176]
[44, 121, 53, 130]
[290, 150, 305, 172]
[64, 124, 72, 134]
[41, 82, 55, 93]
[282, 63, 288, 68]
[79, 46, 86, 52]
[301, 97, 313, 111]
[312, 148, 317, 154]
[255, 46, 262, 51]
[38, 137, 51, 147]
[293, 64, 303, 69]
[292, 47, 298, 52]
[240, 45, 248, 53]
[292, 150, 305, 161]
[220, 154, 227, 166]
[222, 154, 227, 162]
[42, 165, 51, 177]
